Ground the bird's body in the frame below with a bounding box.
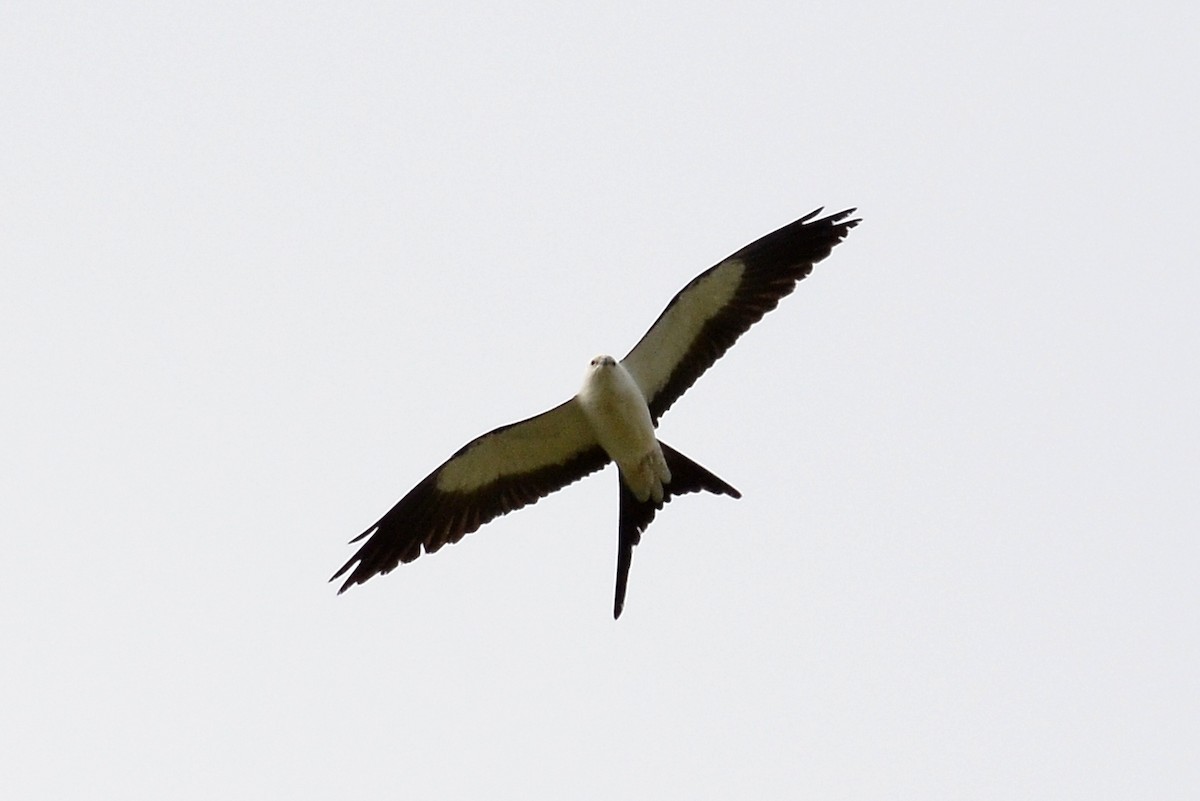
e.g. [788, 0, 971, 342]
[576, 355, 669, 504]
[333, 207, 859, 617]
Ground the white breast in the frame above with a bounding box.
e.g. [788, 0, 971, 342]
[576, 356, 670, 502]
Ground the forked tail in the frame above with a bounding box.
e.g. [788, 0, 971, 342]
[614, 442, 740, 618]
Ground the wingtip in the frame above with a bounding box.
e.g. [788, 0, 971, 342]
[348, 525, 377, 545]
[830, 207, 861, 227]
[329, 557, 359, 593]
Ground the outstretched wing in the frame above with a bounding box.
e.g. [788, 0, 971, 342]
[622, 208, 859, 423]
[332, 398, 609, 592]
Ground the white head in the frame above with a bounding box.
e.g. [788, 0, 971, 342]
[589, 354, 617, 370]
[579, 354, 620, 397]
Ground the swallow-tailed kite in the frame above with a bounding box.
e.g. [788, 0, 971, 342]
[333, 208, 859, 617]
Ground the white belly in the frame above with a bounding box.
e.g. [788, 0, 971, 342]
[576, 357, 671, 502]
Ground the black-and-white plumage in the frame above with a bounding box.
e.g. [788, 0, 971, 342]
[333, 208, 859, 617]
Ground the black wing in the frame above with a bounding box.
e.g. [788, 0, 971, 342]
[333, 398, 609, 592]
[622, 208, 859, 423]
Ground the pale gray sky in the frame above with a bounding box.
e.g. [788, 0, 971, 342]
[3, 2, 1197, 798]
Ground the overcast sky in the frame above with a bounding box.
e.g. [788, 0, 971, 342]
[3, 2, 1197, 799]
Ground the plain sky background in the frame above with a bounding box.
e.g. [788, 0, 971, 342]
[3, 2, 1197, 798]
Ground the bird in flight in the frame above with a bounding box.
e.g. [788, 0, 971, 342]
[333, 208, 859, 617]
